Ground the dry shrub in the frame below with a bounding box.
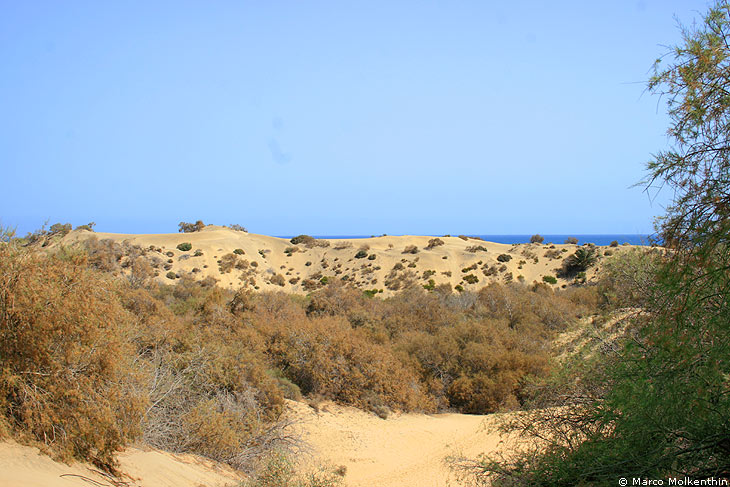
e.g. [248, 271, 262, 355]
[385, 270, 417, 291]
[0, 245, 146, 469]
[260, 315, 432, 412]
[402, 245, 419, 254]
[219, 253, 240, 273]
[426, 238, 444, 249]
[179, 220, 206, 233]
[270, 274, 286, 287]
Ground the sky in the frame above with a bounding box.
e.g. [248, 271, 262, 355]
[0, 1, 712, 236]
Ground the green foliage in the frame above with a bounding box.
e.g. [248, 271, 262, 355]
[559, 247, 597, 277]
[496, 254, 512, 263]
[234, 248, 246, 255]
[354, 249, 368, 259]
[463, 274, 479, 284]
[166, 271, 177, 279]
[49, 222, 72, 236]
[422, 279, 436, 291]
[367, 254, 376, 260]
[542, 275, 557, 284]
[457, 3, 730, 483]
[176, 242, 192, 251]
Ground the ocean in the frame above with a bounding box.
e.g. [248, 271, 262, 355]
[278, 234, 654, 246]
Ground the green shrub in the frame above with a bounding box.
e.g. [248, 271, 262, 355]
[367, 254, 377, 260]
[463, 274, 479, 284]
[559, 247, 598, 277]
[497, 254, 512, 262]
[354, 250, 368, 259]
[542, 275, 557, 284]
[609, 240, 619, 247]
[166, 271, 177, 279]
[49, 222, 72, 236]
[176, 242, 192, 251]
[234, 248, 245, 255]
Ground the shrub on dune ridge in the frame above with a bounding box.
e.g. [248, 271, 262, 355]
[426, 238, 445, 249]
[179, 220, 206, 233]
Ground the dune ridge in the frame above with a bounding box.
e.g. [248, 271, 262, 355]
[63, 225, 623, 294]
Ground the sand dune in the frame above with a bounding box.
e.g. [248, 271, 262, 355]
[0, 440, 241, 487]
[288, 400, 511, 487]
[3, 401, 513, 487]
[63, 225, 623, 294]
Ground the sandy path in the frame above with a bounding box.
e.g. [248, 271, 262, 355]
[287, 400, 510, 487]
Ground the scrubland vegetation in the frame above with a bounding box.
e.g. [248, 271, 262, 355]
[4, 4, 729, 486]
[452, 3, 730, 484]
[0, 222, 625, 480]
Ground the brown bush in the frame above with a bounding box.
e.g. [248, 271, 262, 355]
[179, 220, 206, 233]
[0, 245, 146, 468]
[402, 245, 419, 254]
[270, 274, 286, 287]
[426, 238, 444, 249]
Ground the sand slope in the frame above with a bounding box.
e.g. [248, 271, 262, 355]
[288, 400, 510, 487]
[63, 226, 626, 294]
[0, 441, 241, 487]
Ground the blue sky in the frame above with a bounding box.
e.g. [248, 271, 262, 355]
[0, 1, 709, 236]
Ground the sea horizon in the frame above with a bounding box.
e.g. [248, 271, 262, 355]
[275, 234, 654, 246]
